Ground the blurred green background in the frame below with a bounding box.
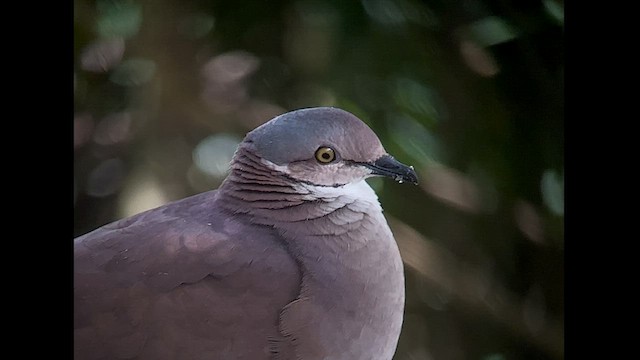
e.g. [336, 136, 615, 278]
[73, 0, 564, 359]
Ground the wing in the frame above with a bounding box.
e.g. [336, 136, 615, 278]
[74, 190, 301, 360]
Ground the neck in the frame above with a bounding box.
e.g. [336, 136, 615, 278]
[218, 144, 382, 226]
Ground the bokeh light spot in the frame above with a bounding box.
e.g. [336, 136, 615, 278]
[541, 169, 564, 216]
[459, 40, 499, 77]
[202, 51, 260, 84]
[200, 51, 260, 113]
[80, 38, 125, 73]
[466, 16, 518, 47]
[420, 165, 482, 213]
[193, 134, 241, 179]
[118, 169, 170, 218]
[514, 200, 544, 244]
[92, 112, 132, 146]
[96, 0, 142, 39]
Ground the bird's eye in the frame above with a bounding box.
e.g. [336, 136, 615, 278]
[315, 147, 336, 163]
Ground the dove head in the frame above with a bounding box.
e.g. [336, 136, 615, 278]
[240, 107, 418, 187]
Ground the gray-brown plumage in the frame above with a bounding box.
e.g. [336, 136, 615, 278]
[74, 107, 418, 360]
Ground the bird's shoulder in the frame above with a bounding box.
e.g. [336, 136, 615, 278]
[74, 190, 302, 359]
[75, 189, 300, 290]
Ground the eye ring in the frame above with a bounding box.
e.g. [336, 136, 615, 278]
[315, 147, 336, 163]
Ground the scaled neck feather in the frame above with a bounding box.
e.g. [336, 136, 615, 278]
[218, 144, 382, 223]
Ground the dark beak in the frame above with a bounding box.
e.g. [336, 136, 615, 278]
[360, 154, 418, 185]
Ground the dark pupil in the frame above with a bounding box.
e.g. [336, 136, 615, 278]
[322, 152, 331, 159]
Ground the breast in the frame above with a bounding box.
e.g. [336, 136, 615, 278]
[276, 206, 405, 360]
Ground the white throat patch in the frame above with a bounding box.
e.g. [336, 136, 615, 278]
[297, 180, 382, 210]
[259, 158, 381, 210]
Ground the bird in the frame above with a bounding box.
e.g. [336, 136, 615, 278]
[74, 106, 418, 360]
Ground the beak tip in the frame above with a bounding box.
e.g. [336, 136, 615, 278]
[397, 163, 418, 185]
[403, 169, 419, 185]
[363, 155, 419, 185]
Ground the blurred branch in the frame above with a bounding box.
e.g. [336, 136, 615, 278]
[390, 217, 564, 359]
